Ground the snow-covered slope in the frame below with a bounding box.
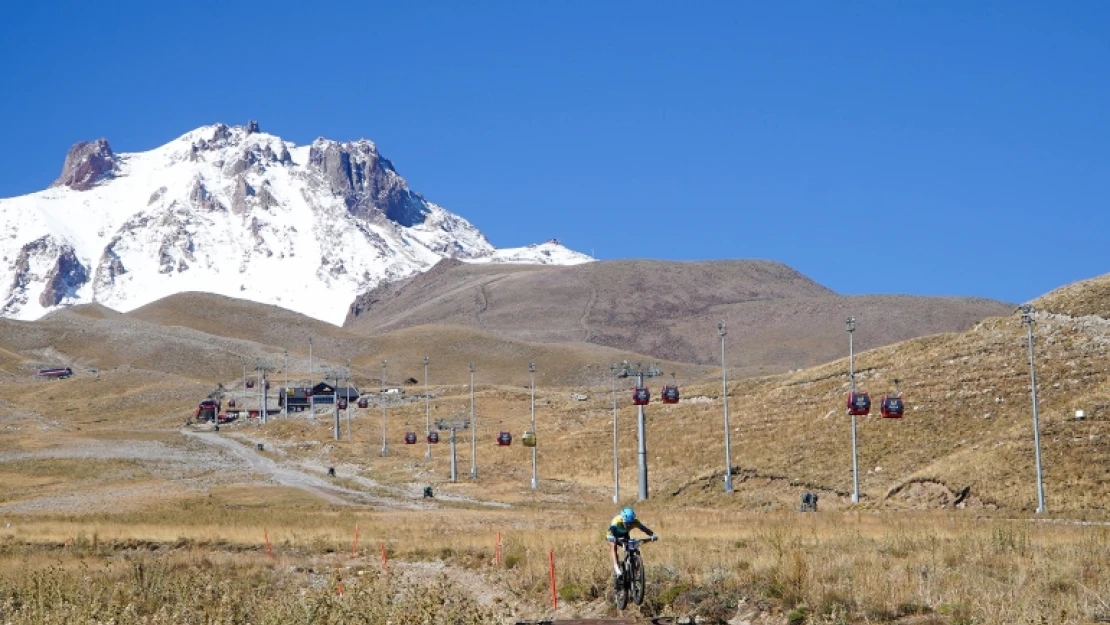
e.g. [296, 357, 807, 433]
[0, 122, 592, 325]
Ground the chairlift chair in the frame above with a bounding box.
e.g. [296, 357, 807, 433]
[497, 431, 513, 446]
[846, 391, 871, 416]
[661, 385, 680, 404]
[632, 387, 650, 406]
[880, 395, 904, 418]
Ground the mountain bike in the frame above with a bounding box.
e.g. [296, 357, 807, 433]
[613, 536, 657, 609]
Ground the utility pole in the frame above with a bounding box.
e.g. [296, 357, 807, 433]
[283, 350, 288, 418]
[424, 356, 432, 460]
[254, 361, 275, 425]
[436, 416, 470, 482]
[308, 338, 315, 422]
[469, 362, 477, 480]
[530, 362, 537, 490]
[1021, 305, 1047, 514]
[847, 317, 860, 504]
[324, 367, 343, 440]
[610, 363, 619, 504]
[345, 359, 351, 440]
[380, 359, 388, 457]
[719, 322, 734, 493]
[617, 361, 662, 501]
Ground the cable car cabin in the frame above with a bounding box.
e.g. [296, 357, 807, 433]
[661, 385, 680, 404]
[246, 379, 255, 389]
[338, 398, 348, 409]
[846, 391, 871, 416]
[522, 431, 537, 448]
[227, 398, 237, 408]
[404, 431, 418, 445]
[427, 431, 440, 444]
[304, 388, 313, 398]
[880, 395, 904, 419]
[632, 387, 651, 406]
[357, 397, 369, 409]
[497, 431, 513, 446]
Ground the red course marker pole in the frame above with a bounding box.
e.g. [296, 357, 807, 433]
[549, 550, 557, 611]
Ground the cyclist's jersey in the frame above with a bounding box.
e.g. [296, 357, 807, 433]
[607, 515, 652, 541]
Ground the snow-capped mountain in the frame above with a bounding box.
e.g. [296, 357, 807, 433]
[0, 121, 592, 325]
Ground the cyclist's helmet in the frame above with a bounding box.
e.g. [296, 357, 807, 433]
[620, 507, 636, 524]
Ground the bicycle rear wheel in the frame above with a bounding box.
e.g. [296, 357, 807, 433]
[630, 553, 646, 605]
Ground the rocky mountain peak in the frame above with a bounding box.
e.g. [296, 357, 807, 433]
[307, 138, 425, 227]
[51, 138, 117, 191]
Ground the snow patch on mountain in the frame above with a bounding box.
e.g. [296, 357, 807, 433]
[0, 122, 592, 325]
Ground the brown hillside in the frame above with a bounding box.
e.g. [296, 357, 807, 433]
[0, 272, 1107, 517]
[344, 259, 1014, 376]
[1, 302, 685, 390]
[1032, 272, 1110, 318]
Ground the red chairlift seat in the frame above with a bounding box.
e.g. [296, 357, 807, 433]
[846, 391, 871, 416]
[357, 397, 369, 408]
[497, 431, 513, 446]
[880, 395, 904, 419]
[404, 431, 418, 445]
[661, 385, 680, 404]
[427, 431, 440, 444]
[632, 387, 650, 406]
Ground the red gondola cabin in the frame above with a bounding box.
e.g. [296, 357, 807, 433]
[661, 385, 680, 404]
[846, 391, 871, 416]
[880, 395, 904, 419]
[357, 397, 369, 409]
[246, 379, 255, 389]
[497, 431, 512, 446]
[632, 387, 650, 406]
[427, 431, 440, 444]
[338, 398, 348, 410]
[404, 431, 418, 445]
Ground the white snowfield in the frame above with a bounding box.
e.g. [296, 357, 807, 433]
[0, 123, 592, 325]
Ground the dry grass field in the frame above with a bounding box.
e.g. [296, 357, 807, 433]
[1, 270, 1108, 623]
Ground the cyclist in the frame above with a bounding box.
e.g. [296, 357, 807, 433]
[606, 507, 656, 587]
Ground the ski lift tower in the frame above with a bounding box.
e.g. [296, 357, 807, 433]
[618, 360, 662, 501]
[435, 416, 471, 482]
[254, 361, 276, 424]
[324, 367, 345, 440]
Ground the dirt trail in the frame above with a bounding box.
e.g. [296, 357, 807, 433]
[180, 429, 363, 506]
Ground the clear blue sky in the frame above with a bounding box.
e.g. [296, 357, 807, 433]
[2, 1, 1107, 305]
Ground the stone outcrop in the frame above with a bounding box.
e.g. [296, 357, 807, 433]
[231, 175, 255, 215]
[307, 140, 428, 227]
[51, 139, 117, 191]
[188, 178, 225, 212]
[246, 120, 260, 134]
[39, 246, 89, 307]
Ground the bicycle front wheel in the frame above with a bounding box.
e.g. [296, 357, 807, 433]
[614, 565, 629, 610]
[630, 553, 646, 606]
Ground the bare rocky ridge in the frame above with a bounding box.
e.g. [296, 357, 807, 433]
[344, 259, 1015, 376]
[51, 138, 117, 190]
